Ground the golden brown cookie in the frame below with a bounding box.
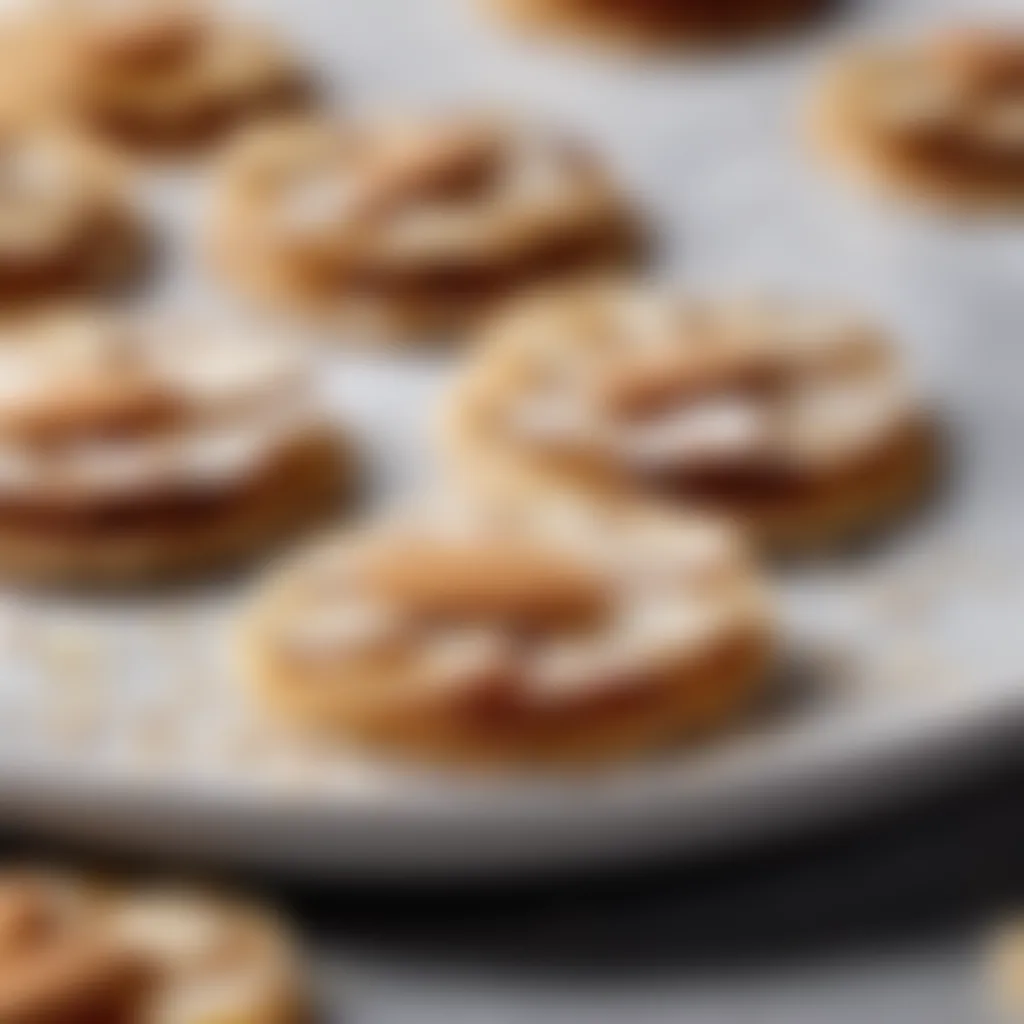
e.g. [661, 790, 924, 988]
[206, 115, 643, 338]
[2, 0, 313, 155]
[812, 26, 1024, 207]
[442, 283, 935, 550]
[240, 492, 774, 767]
[0, 870, 307, 1024]
[0, 124, 145, 306]
[480, 0, 828, 50]
[0, 312, 351, 584]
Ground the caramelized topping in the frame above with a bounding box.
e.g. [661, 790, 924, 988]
[929, 28, 1024, 93]
[58, 0, 208, 71]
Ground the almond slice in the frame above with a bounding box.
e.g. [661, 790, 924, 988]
[596, 346, 781, 420]
[362, 542, 608, 629]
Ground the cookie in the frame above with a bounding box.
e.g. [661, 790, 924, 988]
[3, 0, 313, 155]
[0, 870, 306, 1023]
[812, 26, 1024, 207]
[207, 115, 643, 338]
[443, 283, 935, 549]
[0, 312, 350, 584]
[480, 0, 828, 50]
[0, 124, 146, 306]
[240, 493, 773, 766]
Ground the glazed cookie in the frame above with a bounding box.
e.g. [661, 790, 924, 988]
[5, 0, 312, 155]
[0, 124, 145, 305]
[443, 283, 934, 549]
[241, 494, 773, 766]
[0, 313, 349, 583]
[207, 115, 643, 337]
[813, 27, 1024, 207]
[480, 0, 827, 50]
[0, 870, 306, 1023]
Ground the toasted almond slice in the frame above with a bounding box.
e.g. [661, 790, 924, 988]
[362, 542, 608, 629]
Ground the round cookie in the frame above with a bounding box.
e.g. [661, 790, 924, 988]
[0, 124, 145, 306]
[206, 115, 643, 338]
[240, 493, 774, 767]
[812, 27, 1024, 208]
[479, 0, 828, 50]
[3, 0, 313, 155]
[442, 283, 935, 549]
[0, 312, 350, 584]
[0, 870, 306, 1024]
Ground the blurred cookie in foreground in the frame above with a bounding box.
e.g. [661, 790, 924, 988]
[479, 0, 829, 50]
[989, 917, 1024, 1022]
[240, 493, 773, 766]
[0, 313, 350, 584]
[0, 870, 307, 1023]
[443, 283, 935, 550]
[813, 26, 1024, 208]
[2, 0, 313, 156]
[0, 124, 146, 307]
[207, 115, 643, 339]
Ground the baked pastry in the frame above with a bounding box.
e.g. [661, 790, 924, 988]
[443, 283, 934, 549]
[240, 493, 773, 766]
[4, 0, 312, 155]
[0, 870, 306, 1023]
[0, 124, 145, 305]
[0, 312, 349, 584]
[813, 27, 1024, 207]
[207, 115, 643, 338]
[479, 0, 827, 50]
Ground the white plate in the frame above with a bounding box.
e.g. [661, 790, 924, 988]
[1, 0, 1023, 876]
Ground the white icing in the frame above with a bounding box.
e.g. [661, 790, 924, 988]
[419, 628, 511, 691]
[163, 336, 301, 406]
[623, 519, 736, 584]
[505, 392, 598, 448]
[377, 205, 487, 258]
[611, 597, 726, 665]
[619, 397, 768, 469]
[275, 172, 361, 239]
[177, 427, 269, 485]
[286, 602, 401, 658]
[113, 896, 227, 967]
[525, 637, 611, 701]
